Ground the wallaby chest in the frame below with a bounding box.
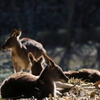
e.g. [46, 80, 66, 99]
[11, 50, 29, 67]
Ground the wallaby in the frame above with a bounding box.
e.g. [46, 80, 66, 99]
[39, 53, 100, 83]
[1, 29, 46, 73]
[28, 52, 44, 76]
[0, 53, 69, 99]
[29, 52, 73, 91]
[64, 68, 100, 83]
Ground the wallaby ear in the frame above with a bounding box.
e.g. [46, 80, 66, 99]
[42, 52, 56, 67]
[37, 56, 43, 64]
[42, 53, 50, 65]
[48, 59, 55, 67]
[10, 29, 17, 36]
[43, 53, 55, 65]
[28, 52, 36, 64]
[15, 28, 22, 38]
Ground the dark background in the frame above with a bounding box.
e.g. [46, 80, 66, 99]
[0, 0, 100, 46]
[0, 0, 100, 73]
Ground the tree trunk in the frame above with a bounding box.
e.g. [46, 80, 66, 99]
[66, 0, 75, 50]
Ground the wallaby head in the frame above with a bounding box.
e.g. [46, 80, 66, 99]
[28, 52, 44, 75]
[41, 53, 69, 83]
[2, 29, 22, 50]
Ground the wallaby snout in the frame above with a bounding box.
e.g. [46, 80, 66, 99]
[1, 44, 8, 50]
[1, 43, 11, 50]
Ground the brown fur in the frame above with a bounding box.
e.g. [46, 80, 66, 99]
[64, 69, 100, 83]
[0, 53, 68, 99]
[1, 29, 46, 73]
[28, 52, 44, 76]
[29, 52, 100, 83]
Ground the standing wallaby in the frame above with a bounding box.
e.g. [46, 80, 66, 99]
[1, 29, 46, 73]
[0, 53, 69, 99]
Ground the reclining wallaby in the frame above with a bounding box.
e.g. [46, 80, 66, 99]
[0, 53, 69, 99]
[29, 52, 72, 90]
[29, 52, 100, 83]
[1, 29, 46, 73]
[64, 68, 100, 83]
[30, 53, 100, 84]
